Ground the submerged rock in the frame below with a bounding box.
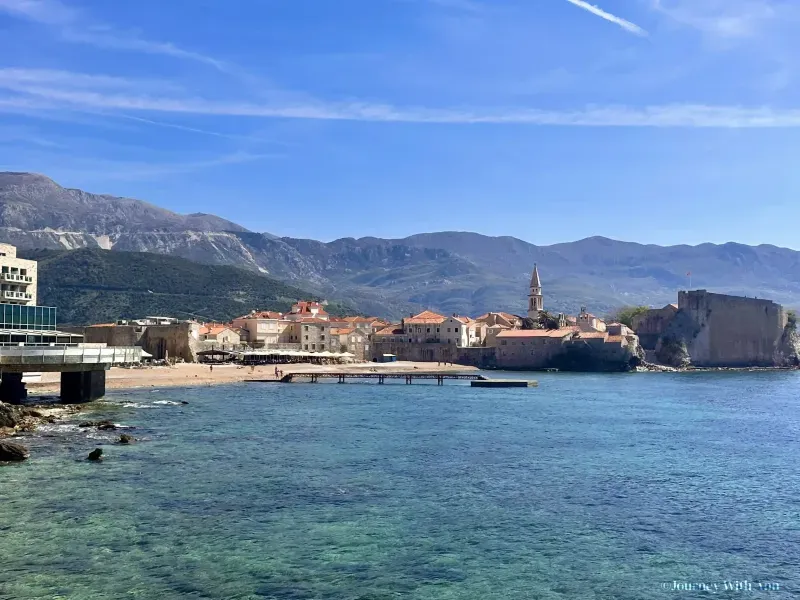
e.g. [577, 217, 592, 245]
[87, 448, 103, 461]
[79, 420, 117, 430]
[118, 434, 133, 444]
[0, 441, 30, 461]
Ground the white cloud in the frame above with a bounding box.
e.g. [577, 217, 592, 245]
[426, 0, 484, 12]
[3, 69, 800, 127]
[564, 0, 648, 36]
[650, 0, 786, 38]
[0, 0, 75, 24]
[0, 0, 230, 71]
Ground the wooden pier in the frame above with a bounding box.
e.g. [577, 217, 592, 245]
[277, 372, 537, 387]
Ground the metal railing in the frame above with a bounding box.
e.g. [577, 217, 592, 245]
[2, 291, 32, 300]
[0, 274, 33, 283]
[0, 346, 143, 366]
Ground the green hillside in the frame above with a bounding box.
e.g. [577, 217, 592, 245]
[20, 249, 351, 325]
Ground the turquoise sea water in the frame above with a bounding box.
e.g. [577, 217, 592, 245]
[2, 372, 800, 599]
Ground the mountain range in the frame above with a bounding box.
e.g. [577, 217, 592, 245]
[2, 171, 800, 320]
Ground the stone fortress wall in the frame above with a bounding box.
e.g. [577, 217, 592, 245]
[663, 290, 789, 367]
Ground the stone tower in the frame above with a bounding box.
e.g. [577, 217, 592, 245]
[528, 263, 543, 319]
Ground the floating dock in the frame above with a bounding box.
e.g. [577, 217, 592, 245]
[272, 372, 537, 387]
[471, 379, 538, 388]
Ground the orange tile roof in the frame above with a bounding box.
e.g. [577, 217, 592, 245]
[201, 324, 234, 336]
[451, 315, 474, 324]
[344, 316, 374, 323]
[578, 332, 608, 339]
[332, 327, 355, 335]
[605, 335, 624, 343]
[374, 325, 404, 335]
[292, 301, 328, 315]
[404, 310, 446, 325]
[497, 328, 577, 339]
[299, 318, 330, 324]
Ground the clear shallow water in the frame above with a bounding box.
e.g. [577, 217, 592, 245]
[2, 372, 800, 600]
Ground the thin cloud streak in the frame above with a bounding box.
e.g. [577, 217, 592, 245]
[564, 0, 648, 36]
[0, 0, 231, 72]
[5, 84, 800, 127]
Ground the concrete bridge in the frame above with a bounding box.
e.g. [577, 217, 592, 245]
[0, 346, 142, 404]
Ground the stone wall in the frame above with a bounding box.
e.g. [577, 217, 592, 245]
[77, 323, 201, 362]
[660, 290, 790, 367]
[632, 304, 678, 350]
[370, 341, 457, 363]
[495, 338, 567, 370]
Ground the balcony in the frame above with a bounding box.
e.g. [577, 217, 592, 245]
[0, 273, 33, 284]
[3, 291, 32, 301]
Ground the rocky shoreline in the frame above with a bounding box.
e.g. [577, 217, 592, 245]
[0, 401, 140, 462]
[0, 401, 86, 461]
[636, 362, 800, 374]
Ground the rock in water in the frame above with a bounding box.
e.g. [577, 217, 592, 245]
[87, 448, 103, 461]
[79, 420, 117, 430]
[118, 434, 133, 444]
[0, 441, 30, 461]
[0, 403, 22, 428]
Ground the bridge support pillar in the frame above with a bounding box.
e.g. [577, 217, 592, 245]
[0, 373, 27, 405]
[61, 370, 106, 404]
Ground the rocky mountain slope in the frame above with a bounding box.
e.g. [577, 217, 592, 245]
[0, 172, 245, 237]
[4, 172, 800, 319]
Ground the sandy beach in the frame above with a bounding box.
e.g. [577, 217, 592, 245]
[26, 361, 478, 395]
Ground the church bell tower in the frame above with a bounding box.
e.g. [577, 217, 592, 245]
[528, 263, 543, 319]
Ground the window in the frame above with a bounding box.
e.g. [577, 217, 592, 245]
[501, 340, 507, 346]
[305, 335, 308, 340]
[304, 344, 308, 350]
[304, 325, 308, 331]
[312, 344, 316, 350]
[455, 327, 459, 333]
[321, 335, 325, 340]
[320, 344, 325, 350]
[447, 328, 451, 333]
[426, 328, 430, 333]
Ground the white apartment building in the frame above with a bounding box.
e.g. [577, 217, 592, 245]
[0, 243, 37, 306]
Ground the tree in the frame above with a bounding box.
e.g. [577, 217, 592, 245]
[608, 305, 650, 329]
[538, 310, 561, 330]
[521, 317, 539, 330]
[787, 310, 797, 332]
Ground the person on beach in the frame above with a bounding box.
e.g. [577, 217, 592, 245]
[210, 365, 213, 373]
[275, 366, 279, 378]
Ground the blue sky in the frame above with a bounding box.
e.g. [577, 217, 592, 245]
[1, 0, 799, 247]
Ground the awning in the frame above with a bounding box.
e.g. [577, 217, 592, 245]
[197, 349, 235, 356]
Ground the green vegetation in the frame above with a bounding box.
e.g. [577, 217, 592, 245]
[521, 311, 561, 330]
[21, 249, 352, 325]
[538, 310, 561, 330]
[607, 305, 650, 329]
